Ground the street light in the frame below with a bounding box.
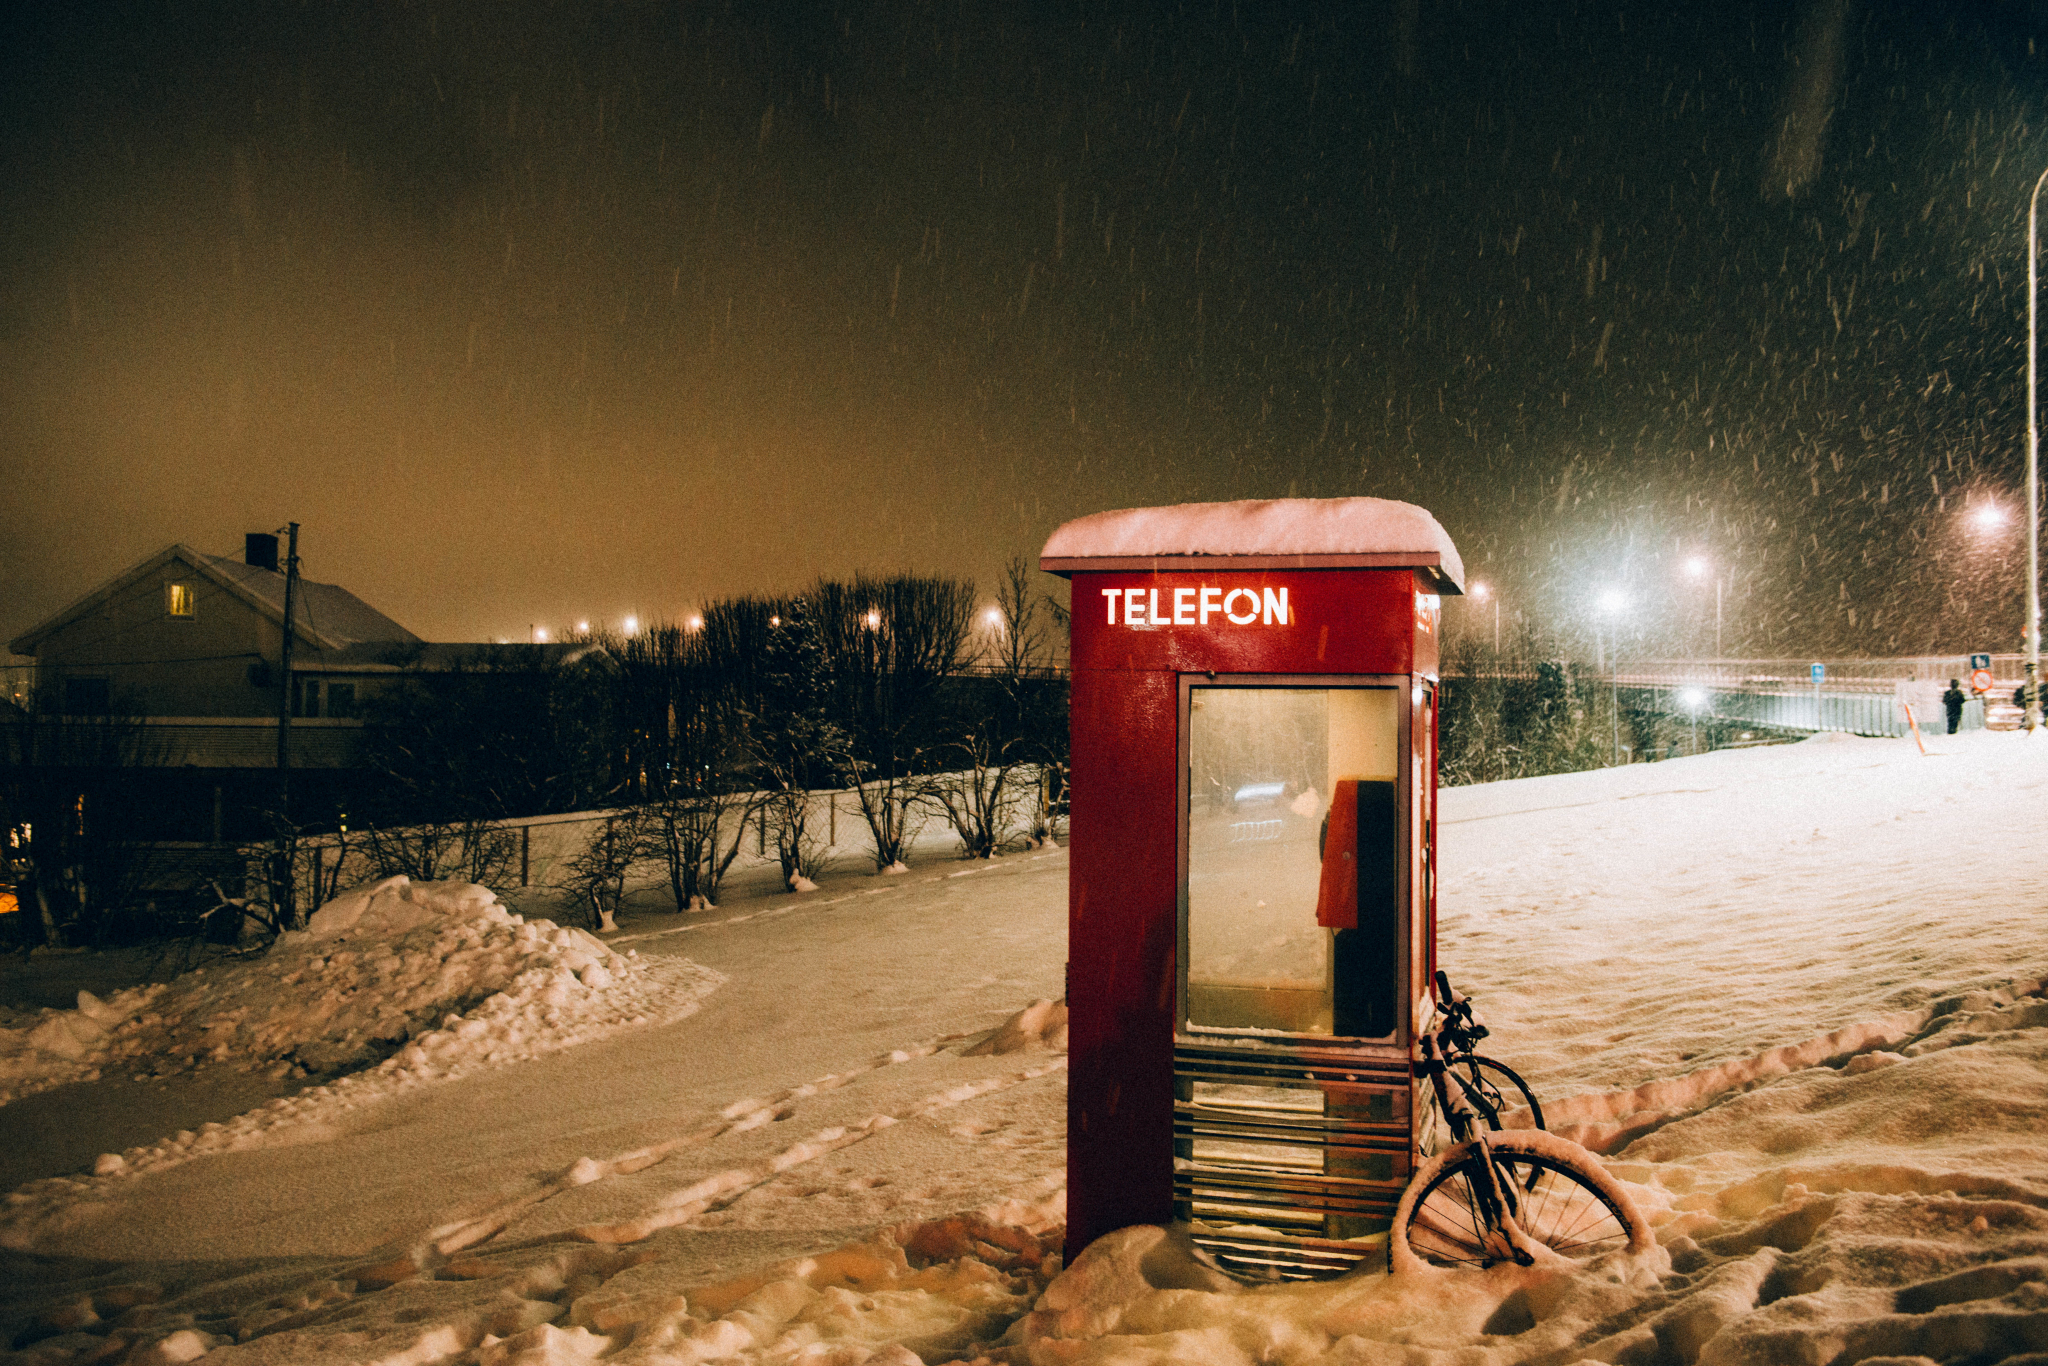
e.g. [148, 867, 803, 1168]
[1680, 686, 1707, 755]
[2027, 164, 2046, 731]
[623, 615, 639, 637]
[1597, 590, 1627, 764]
[1686, 558, 1718, 655]
[1683, 557, 1724, 658]
[1469, 581, 1500, 652]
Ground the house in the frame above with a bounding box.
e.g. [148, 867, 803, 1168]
[5, 534, 422, 771]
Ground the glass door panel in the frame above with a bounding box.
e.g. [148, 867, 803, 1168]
[1185, 686, 1399, 1037]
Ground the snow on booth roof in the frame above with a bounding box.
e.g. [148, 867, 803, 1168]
[1039, 496, 1464, 592]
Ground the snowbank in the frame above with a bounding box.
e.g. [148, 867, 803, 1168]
[0, 1196, 1066, 1366]
[0, 877, 721, 1247]
[1039, 496, 1465, 586]
[4, 733, 2047, 1366]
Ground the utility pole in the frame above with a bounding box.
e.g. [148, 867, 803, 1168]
[2028, 166, 2046, 732]
[275, 522, 301, 789]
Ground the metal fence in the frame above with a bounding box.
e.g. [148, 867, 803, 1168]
[1611, 656, 2034, 738]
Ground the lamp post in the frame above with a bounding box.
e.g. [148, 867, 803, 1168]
[1598, 590, 1627, 764]
[2028, 163, 2047, 732]
[1684, 557, 1724, 659]
[1470, 581, 1500, 652]
[1681, 687, 1706, 755]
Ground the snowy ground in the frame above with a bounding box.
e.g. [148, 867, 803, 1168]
[0, 730, 2044, 1365]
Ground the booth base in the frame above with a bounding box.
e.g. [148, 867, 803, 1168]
[1172, 1036, 1414, 1280]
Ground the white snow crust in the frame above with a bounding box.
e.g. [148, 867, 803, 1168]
[0, 876, 721, 1226]
[1, 732, 2045, 1366]
[1040, 496, 1465, 586]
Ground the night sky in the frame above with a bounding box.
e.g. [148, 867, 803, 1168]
[4, 0, 2045, 658]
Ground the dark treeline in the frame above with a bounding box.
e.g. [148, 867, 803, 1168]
[0, 563, 1069, 946]
[353, 561, 1069, 925]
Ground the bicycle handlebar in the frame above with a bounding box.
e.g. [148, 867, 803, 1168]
[1429, 970, 1489, 1052]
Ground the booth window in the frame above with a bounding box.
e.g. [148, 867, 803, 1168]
[166, 582, 195, 618]
[1184, 685, 1401, 1038]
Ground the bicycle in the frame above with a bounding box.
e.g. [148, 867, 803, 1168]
[1411, 974, 1546, 1157]
[1390, 972, 1654, 1272]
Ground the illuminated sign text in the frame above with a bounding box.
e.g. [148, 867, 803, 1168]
[1101, 585, 1290, 627]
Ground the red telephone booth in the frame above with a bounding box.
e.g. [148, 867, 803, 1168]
[1040, 497, 1463, 1280]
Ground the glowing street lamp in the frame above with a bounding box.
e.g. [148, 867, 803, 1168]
[1469, 581, 1500, 652]
[623, 615, 639, 637]
[1680, 686, 1707, 755]
[2029, 163, 2047, 732]
[1683, 557, 1724, 658]
[1597, 591, 1627, 764]
[533, 626, 550, 644]
[576, 619, 590, 635]
[685, 614, 703, 633]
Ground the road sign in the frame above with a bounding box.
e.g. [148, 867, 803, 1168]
[1969, 653, 1992, 670]
[1809, 662, 1825, 681]
[1971, 668, 1994, 694]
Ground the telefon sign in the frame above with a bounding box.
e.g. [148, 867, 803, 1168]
[1100, 584, 1291, 627]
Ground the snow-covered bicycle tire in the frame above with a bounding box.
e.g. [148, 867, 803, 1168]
[1389, 1130, 1655, 1274]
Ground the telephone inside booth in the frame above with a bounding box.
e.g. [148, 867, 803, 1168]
[1042, 497, 1459, 1283]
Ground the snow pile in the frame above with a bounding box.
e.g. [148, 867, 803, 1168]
[0, 878, 722, 1245]
[1039, 496, 1465, 586]
[3, 734, 2046, 1365]
[0, 985, 169, 1102]
[0, 1196, 1066, 1366]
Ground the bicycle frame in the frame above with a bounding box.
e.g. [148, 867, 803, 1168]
[1416, 984, 1538, 1266]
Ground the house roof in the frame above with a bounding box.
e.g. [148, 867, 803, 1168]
[6, 544, 422, 657]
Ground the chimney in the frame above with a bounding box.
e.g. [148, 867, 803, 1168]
[245, 532, 280, 572]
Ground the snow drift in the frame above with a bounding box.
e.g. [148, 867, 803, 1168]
[0, 877, 722, 1248]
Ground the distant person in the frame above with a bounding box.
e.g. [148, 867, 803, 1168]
[1943, 679, 1967, 734]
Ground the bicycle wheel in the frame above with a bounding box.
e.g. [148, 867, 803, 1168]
[1416, 1056, 1545, 1157]
[1391, 1130, 1654, 1273]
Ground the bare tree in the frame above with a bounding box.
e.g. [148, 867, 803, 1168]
[744, 596, 845, 888]
[354, 816, 517, 889]
[563, 809, 643, 931]
[613, 616, 761, 909]
[931, 556, 1062, 858]
[815, 574, 974, 871]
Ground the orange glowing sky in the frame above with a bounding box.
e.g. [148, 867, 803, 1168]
[4, 2, 2042, 655]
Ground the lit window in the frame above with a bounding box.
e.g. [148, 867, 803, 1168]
[167, 582, 195, 617]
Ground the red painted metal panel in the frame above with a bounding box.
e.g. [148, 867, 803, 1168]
[1061, 563, 1439, 1260]
[1070, 570, 1418, 676]
[1067, 664, 1180, 1247]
